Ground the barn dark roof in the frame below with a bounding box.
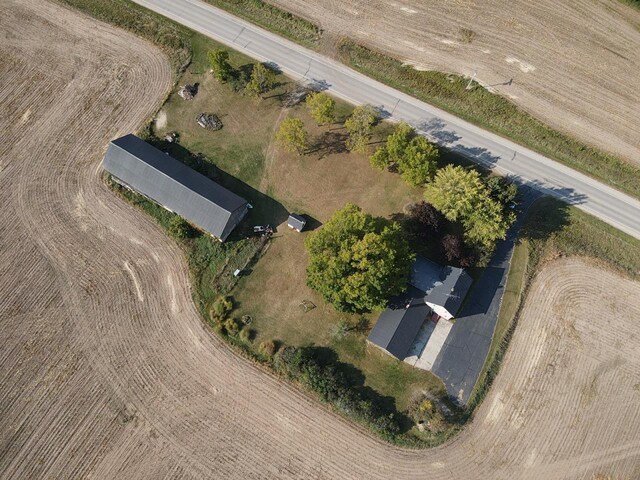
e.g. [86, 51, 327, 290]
[102, 134, 248, 241]
[367, 288, 430, 360]
[410, 256, 472, 318]
[287, 213, 306, 231]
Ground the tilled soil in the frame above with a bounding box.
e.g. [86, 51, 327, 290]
[1, 2, 640, 479]
[272, 0, 640, 164]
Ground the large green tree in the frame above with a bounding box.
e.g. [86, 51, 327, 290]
[276, 117, 308, 155]
[344, 105, 378, 153]
[370, 122, 439, 186]
[245, 63, 276, 98]
[425, 165, 514, 251]
[208, 49, 234, 82]
[305, 204, 413, 313]
[424, 165, 485, 221]
[306, 91, 336, 124]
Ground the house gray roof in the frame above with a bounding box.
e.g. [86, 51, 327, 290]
[367, 289, 430, 359]
[410, 256, 472, 317]
[102, 134, 248, 241]
[287, 213, 306, 231]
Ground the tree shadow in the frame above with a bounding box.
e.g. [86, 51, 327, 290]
[307, 78, 331, 92]
[415, 117, 461, 146]
[308, 130, 349, 158]
[519, 194, 572, 242]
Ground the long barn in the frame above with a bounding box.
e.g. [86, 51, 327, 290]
[102, 134, 249, 241]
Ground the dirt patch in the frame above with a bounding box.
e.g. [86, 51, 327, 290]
[2, 2, 640, 478]
[154, 110, 167, 129]
[272, 0, 640, 164]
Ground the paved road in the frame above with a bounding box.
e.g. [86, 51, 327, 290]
[135, 0, 640, 239]
[432, 189, 540, 405]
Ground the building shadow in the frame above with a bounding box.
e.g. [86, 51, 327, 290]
[150, 139, 289, 236]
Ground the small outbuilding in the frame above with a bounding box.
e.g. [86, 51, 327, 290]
[287, 213, 306, 232]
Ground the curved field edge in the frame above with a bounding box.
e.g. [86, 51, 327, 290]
[58, 0, 640, 447]
[467, 196, 640, 411]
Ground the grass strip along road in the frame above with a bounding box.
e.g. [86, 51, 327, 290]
[133, 0, 640, 241]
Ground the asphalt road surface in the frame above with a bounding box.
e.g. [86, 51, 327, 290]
[133, 0, 640, 241]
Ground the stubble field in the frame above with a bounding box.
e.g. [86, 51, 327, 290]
[1, 1, 640, 479]
[272, 0, 640, 164]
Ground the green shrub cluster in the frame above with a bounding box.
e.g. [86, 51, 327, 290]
[274, 346, 403, 439]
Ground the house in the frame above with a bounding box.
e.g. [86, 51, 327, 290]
[287, 213, 306, 232]
[409, 256, 472, 320]
[102, 134, 249, 241]
[367, 256, 472, 360]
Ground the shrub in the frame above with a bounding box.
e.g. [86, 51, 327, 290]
[168, 215, 194, 240]
[239, 327, 254, 343]
[408, 396, 449, 433]
[223, 318, 240, 336]
[212, 295, 233, 319]
[259, 339, 277, 357]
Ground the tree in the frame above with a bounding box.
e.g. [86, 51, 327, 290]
[208, 49, 234, 81]
[245, 63, 276, 98]
[486, 175, 518, 206]
[344, 104, 377, 153]
[370, 122, 439, 186]
[464, 199, 515, 251]
[425, 165, 515, 251]
[441, 234, 465, 264]
[386, 122, 415, 162]
[305, 204, 413, 312]
[168, 216, 193, 240]
[306, 91, 336, 124]
[276, 117, 308, 154]
[407, 201, 443, 233]
[424, 165, 485, 222]
[399, 136, 439, 186]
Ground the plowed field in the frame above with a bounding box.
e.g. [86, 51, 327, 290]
[1, 2, 639, 479]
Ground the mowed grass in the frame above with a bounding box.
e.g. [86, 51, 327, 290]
[149, 32, 440, 414]
[338, 40, 640, 200]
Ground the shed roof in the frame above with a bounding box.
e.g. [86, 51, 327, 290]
[287, 213, 306, 231]
[410, 256, 472, 318]
[367, 289, 430, 359]
[102, 134, 248, 241]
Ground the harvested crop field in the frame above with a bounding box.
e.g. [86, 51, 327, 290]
[2, 1, 640, 479]
[272, 0, 640, 164]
